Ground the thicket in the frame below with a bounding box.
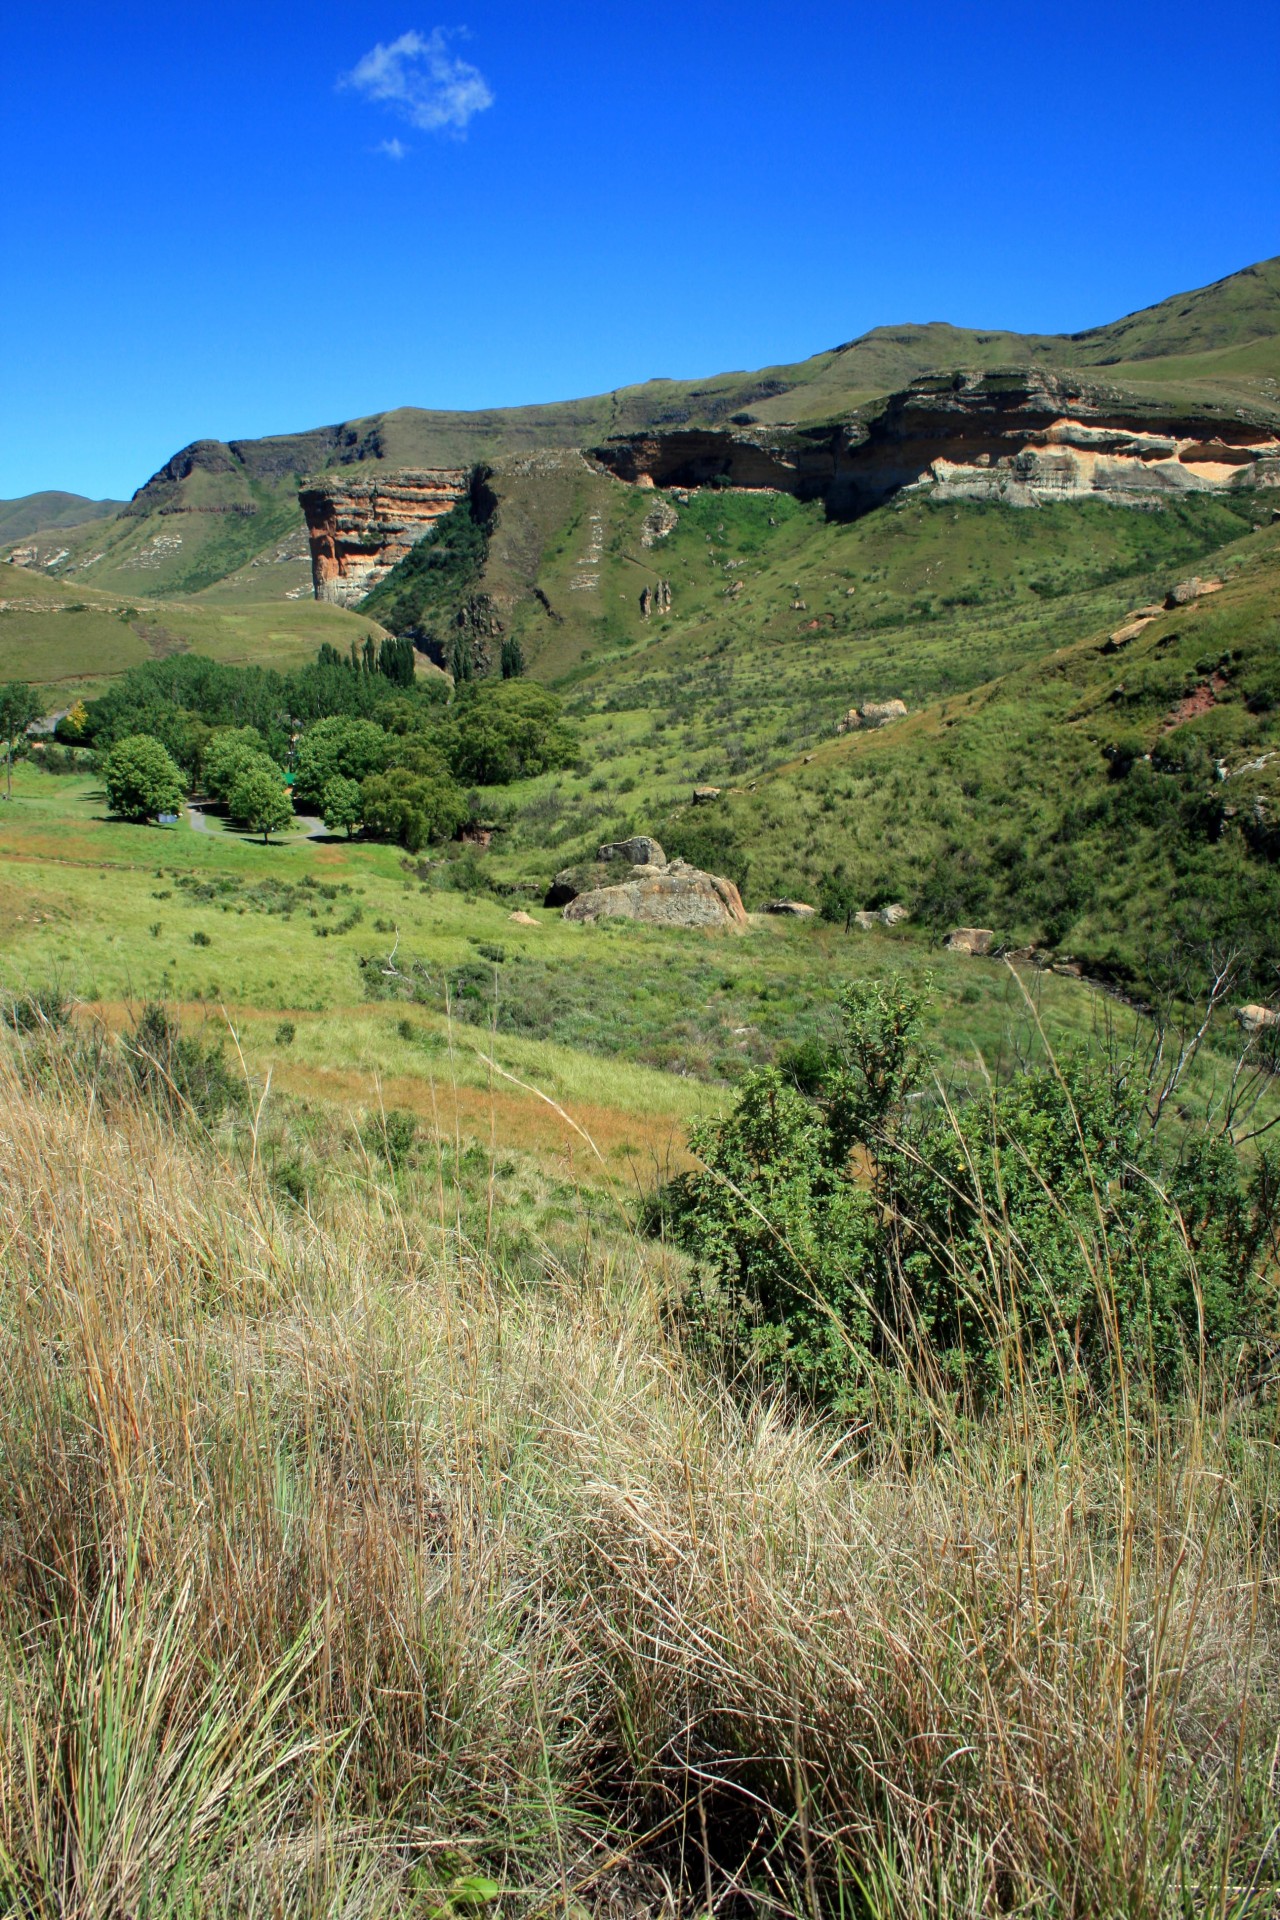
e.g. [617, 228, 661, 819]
[665, 975, 1280, 1410]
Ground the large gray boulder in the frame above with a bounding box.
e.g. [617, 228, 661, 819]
[564, 859, 747, 931]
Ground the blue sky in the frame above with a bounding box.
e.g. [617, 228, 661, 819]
[4, 0, 1277, 501]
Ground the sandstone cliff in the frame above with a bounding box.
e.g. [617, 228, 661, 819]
[299, 470, 469, 606]
[591, 370, 1280, 517]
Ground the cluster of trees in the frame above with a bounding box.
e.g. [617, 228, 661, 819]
[82, 650, 577, 848]
[316, 633, 418, 687]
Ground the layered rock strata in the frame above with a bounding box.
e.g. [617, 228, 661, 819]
[299, 469, 469, 606]
[592, 371, 1280, 517]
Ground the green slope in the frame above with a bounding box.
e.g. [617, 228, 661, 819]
[0, 492, 123, 542]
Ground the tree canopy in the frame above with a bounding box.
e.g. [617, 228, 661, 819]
[103, 734, 187, 824]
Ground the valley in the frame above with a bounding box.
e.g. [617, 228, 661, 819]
[5, 250, 1280, 1920]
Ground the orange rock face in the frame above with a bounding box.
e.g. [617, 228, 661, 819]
[299, 470, 469, 606]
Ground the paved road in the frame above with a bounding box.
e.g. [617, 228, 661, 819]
[188, 803, 326, 840]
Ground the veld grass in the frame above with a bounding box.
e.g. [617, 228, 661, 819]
[1, 764, 1270, 1156]
[0, 1019, 1277, 1917]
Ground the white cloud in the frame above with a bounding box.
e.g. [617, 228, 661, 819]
[377, 137, 410, 159]
[343, 29, 494, 137]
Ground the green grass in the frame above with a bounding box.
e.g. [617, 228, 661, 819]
[0, 576, 391, 699]
[1, 762, 1267, 1166]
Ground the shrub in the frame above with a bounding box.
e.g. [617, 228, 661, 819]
[121, 1003, 243, 1122]
[667, 976, 1280, 1408]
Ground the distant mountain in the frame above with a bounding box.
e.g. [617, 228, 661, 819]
[7, 256, 1278, 603]
[0, 492, 123, 543]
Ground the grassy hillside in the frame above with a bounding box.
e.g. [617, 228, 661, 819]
[0, 565, 389, 699]
[0, 491, 122, 542]
[659, 513, 1280, 990]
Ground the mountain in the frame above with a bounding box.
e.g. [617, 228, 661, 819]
[6, 255, 1278, 605]
[0, 492, 123, 544]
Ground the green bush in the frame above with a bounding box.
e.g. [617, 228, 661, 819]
[665, 977, 1280, 1409]
[121, 1004, 244, 1123]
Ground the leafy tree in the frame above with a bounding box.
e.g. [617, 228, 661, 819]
[322, 775, 364, 839]
[500, 636, 526, 680]
[203, 727, 273, 803]
[446, 681, 576, 786]
[360, 766, 468, 852]
[54, 698, 90, 746]
[227, 765, 294, 843]
[103, 734, 187, 824]
[0, 682, 42, 799]
[292, 716, 388, 809]
[818, 868, 860, 932]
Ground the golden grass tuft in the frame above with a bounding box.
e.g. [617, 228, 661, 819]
[0, 1036, 1277, 1917]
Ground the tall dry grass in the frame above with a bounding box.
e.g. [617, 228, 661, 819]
[0, 1032, 1277, 1917]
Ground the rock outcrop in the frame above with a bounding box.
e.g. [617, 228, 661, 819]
[592, 369, 1280, 519]
[854, 903, 911, 929]
[765, 899, 816, 917]
[563, 858, 747, 931]
[299, 469, 469, 606]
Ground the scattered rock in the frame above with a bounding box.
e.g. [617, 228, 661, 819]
[564, 859, 747, 931]
[852, 904, 910, 930]
[945, 927, 995, 956]
[509, 910, 539, 927]
[1237, 1004, 1280, 1034]
[765, 900, 816, 917]
[598, 834, 666, 867]
[692, 785, 722, 804]
[1103, 614, 1158, 652]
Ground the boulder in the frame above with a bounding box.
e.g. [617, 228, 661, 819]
[765, 899, 816, 917]
[545, 862, 613, 907]
[692, 785, 722, 804]
[945, 927, 995, 956]
[598, 834, 666, 867]
[859, 699, 908, 727]
[853, 904, 910, 930]
[563, 859, 747, 931]
[1237, 1004, 1280, 1034]
[1164, 576, 1222, 609]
